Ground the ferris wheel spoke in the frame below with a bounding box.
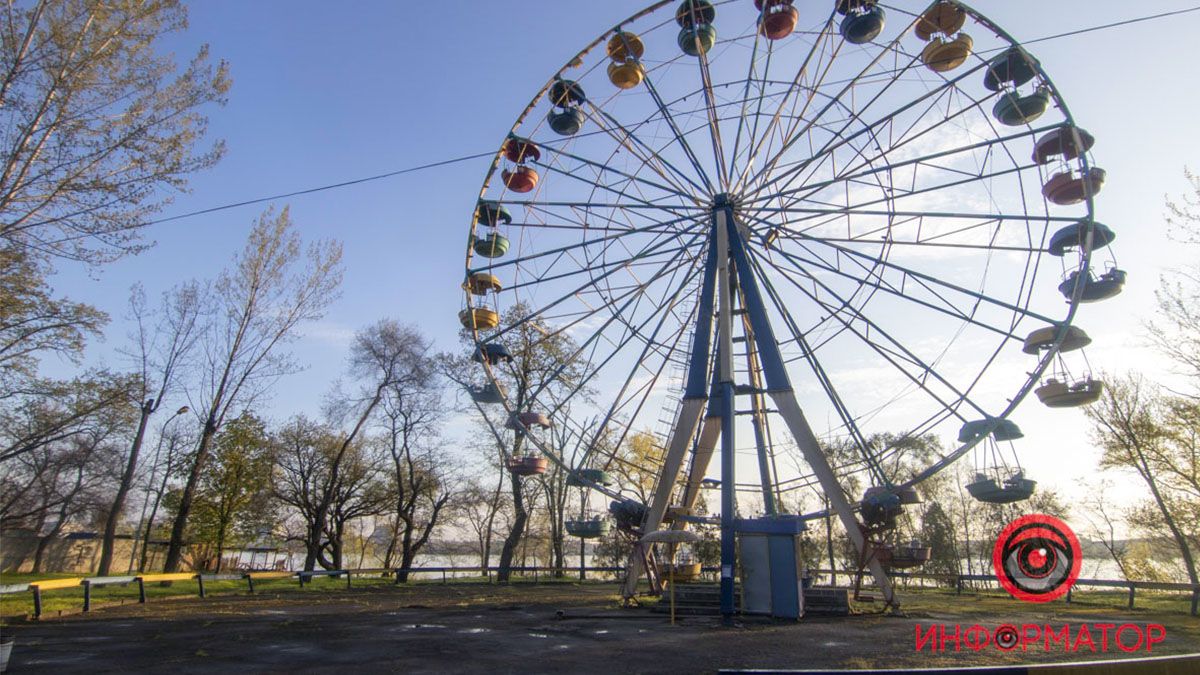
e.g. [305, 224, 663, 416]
[759, 218, 1057, 328]
[536, 142, 701, 205]
[474, 215, 700, 275]
[741, 121, 1060, 210]
[486, 226, 704, 352]
[582, 102, 710, 197]
[726, 19, 768, 192]
[503, 241, 695, 295]
[745, 55, 990, 201]
[757, 90, 1010, 218]
[758, 230, 1026, 340]
[534, 160, 696, 217]
[694, 29, 732, 191]
[737, 12, 926, 196]
[739, 252, 888, 482]
[745, 244, 989, 422]
[536, 246, 705, 418]
[733, 8, 840, 192]
[749, 161, 1045, 248]
[636, 63, 719, 195]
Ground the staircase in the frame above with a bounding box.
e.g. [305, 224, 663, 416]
[651, 582, 738, 616]
[652, 583, 850, 617]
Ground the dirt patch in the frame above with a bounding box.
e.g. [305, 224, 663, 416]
[4, 584, 1198, 673]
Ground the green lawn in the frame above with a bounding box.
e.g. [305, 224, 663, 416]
[0, 570, 587, 619]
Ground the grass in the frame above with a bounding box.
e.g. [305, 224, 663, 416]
[892, 582, 1198, 616]
[0, 569, 605, 620]
[3, 570, 1196, 624]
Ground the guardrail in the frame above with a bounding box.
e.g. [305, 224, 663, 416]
[4, 565, 1196, 619]
[816, 568, 1200, 616]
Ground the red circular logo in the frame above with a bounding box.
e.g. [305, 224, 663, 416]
[993, 514, 1081, 602]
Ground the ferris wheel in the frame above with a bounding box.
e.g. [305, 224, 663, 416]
[458, 0, 1121, 613]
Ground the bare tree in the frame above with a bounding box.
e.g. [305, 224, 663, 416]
[97, 282, 201, 574]
[378, 362, 454, 580]
[163, 207, 342, 571]
[1149, 169, 1200, 389]
[0, 396, 129, 573]
[0, 0, 229, 264]
[456, 304, 590, 582]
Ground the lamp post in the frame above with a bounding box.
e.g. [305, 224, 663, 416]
[129, 406, 189, 573]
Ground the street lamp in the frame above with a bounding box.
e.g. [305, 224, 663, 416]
[128, 405, 191, 573]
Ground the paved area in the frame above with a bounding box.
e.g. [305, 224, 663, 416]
[3, 584, 1198, 673]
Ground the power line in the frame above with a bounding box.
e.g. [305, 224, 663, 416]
[130, 5, 1200, 229]
[145, 150, 496, 227]
[1020, 5, 1200, 46]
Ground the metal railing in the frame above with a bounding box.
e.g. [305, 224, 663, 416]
[3, 565, 1196, 619]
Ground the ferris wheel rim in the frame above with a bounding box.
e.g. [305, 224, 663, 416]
[461, 0, 1106, 519]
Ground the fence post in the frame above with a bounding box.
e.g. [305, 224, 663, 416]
[346, 571, 352, 590]
[1191, 589, 1198, 617]
[83, 580, 92, 612]
[198, 575, 206, 599]
[1066, 586, 1072, 604]
[1128, 584, 1135, 610]
[395, 568, 402, 585]
[138, 578, 147, 604]
[955, 575, 963, 595]
[247, 575, 255, 594]
[442, 569, 447, 585]
[32, 587, 42, 619]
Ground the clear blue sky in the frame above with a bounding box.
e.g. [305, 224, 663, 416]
[51, 1, 1200, 515]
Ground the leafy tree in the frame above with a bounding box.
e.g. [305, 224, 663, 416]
[0, 0, 229, 264]
[1086, 374, 1199, 586]
[919, 501, 958, 582]
[0, 370, 138, 464]
[189, 412, 274, 572]
[0, 246, 105, 387]
[163, 207, 341, 571]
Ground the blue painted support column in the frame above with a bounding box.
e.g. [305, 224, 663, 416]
[720, 379, 736, 622]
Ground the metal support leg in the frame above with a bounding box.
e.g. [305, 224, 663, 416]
[715, 207, 737, 623]
[621, 397, 706, 598]
[198, 575, 206, 598]
[720, 381, 737, 622]
[138, 578, 147, 604]
[771, 392, 896, 607]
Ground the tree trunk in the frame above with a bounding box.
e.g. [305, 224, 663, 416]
[99, 401, 152, 575]
[497, 472, 527, 583]
[481, 470, 505, 573]
[579, 537, 586, 581]
[823, 497, 836, 586]
[164, 419, 218, 572]
[214, 543, 224, 573]
[1131, 444, 1200, 585]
